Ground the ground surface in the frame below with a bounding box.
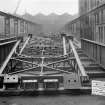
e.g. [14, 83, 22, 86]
[0, 94, 105, 105]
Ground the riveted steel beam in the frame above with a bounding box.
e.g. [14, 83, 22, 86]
[0, 40, 21, 74]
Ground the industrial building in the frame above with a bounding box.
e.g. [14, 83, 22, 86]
[65, 0, 105, 69]
[0, 0, 105, 95]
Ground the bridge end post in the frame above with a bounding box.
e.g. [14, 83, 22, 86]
[61, 32, 67, 55]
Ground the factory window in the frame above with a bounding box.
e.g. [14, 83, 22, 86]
[99, 11, 102, 24]
[96, 26, 99, 42]
[101, 10, 103, 23]
[99, 26, 104, 43]
[99, 27, 101, 42]
[101, 26, 104, 43]
[103, 9, 105, 23]
[74, 80, 76, 82]
[96, 13, 99, 24]
[68, 80, 70, 83]
[104, 26, 105, 43]
[96, 0, 100, 6]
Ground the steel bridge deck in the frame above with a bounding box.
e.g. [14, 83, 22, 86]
[0, 33, 105, 94]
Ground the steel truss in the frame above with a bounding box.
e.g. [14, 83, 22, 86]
[1, 33, 89, 88]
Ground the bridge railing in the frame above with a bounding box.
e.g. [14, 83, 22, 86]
[67, 35, 89, 83]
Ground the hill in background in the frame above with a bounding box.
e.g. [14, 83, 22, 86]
[22, 13, 78, 33]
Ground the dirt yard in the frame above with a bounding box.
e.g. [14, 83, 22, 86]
[0, 94, 105, 105]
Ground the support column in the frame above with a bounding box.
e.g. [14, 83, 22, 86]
[4, 17, 10, 37]
[61, 33, 67, 55]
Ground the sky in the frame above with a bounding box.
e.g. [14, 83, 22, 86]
[0, 0, 79, 15]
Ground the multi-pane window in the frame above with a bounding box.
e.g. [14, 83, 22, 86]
[96, 13, 99, 24]
[99, 26, 104, 43]
[104, 26, 105, 43]
[103, 9, 105, 23]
